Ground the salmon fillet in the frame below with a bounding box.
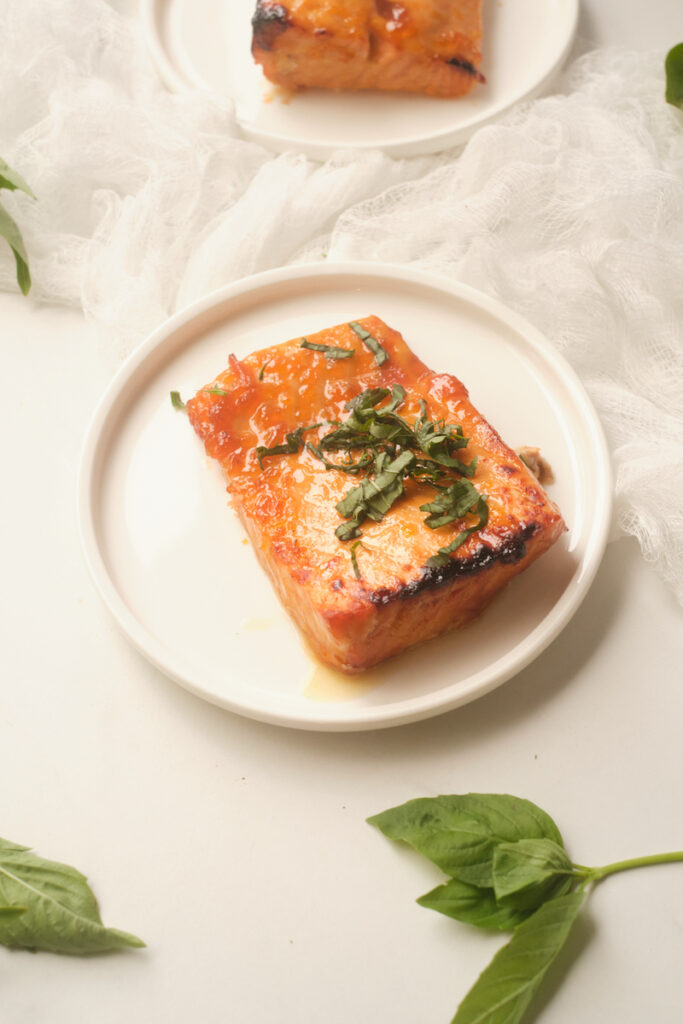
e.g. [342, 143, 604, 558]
[251, 0, 485, 98]
[186, 317, 565, 673]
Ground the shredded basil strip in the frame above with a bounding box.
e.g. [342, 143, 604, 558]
[203, 387, 228, 396]
[256, 424, 320, 468]
[419, 479, 482, 529]
[335, 450, 415, 540]
[426, 495, 489, 568]
[349, 321, 389, 366]
[258, 362, 267, 381]
[170, 390, 186, 411]
[301, 338, 354, 360]
[350, 540, 367, 580]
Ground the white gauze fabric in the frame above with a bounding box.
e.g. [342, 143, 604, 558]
[0, 1, 681, 602]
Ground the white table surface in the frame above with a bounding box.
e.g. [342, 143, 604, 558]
[1, 4, 682, 1023]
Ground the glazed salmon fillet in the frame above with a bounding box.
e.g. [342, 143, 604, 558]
[186, 317, 564, 673]
[252, 0, 485, 98]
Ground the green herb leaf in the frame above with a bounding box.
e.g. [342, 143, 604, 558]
[349, 321, 389, 365]
[170, 390, 186, 411]
[417, 878, 531, 933]
[0, 157, 37, 198]
[0, 837, 145, 955]
[0, 199, 31, 295]
[665, 43, 683, 109]
[420, 479, 482, 529]
[202, 387, 228, 396]
[426, 496, 489, 568]
[258, 362, 268, 381]
[492, 839, 575, 911]
[367, 794, 564, 888]
[451, 892, 585, 1024]
[301, 338, 354, 359]
[335, 450, 415, 539]
[350, 540, 368, 580]
[257, 424, 320, 468]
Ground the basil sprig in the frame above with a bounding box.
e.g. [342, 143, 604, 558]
[369, 793, 683, 1024]
[0, 156, 35, 295]
[301, 338, 354, 360]
[0, 836, 144, 955]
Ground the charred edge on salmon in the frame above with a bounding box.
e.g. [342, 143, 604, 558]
[368, 524, 539, 606]
[252, 1, 290, 51]
[447, 56, 486, 84]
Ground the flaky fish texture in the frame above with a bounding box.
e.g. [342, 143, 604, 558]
[251, 0, 485, 98]
[187, 317, 565, 673]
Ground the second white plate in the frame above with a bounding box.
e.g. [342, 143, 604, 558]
[142, 0, 578, 158]
[79, 262, 610, 730]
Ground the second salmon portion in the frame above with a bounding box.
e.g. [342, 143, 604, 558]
[251, 0, 485, 98]
[187, 317, 565, 672]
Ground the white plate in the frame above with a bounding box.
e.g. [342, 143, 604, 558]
[79, 262, 611, 731]
[141, 0, 578, 158]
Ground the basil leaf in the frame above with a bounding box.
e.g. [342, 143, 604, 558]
[426, 496, 489, 567]
[335, 450, 414, 538]
[0, 157, 37, 198]
[349, 321, 389, 365]
[493, 839, 575, 911]
[420, 479, 482, 528]
[344, 387, 391, 423]
[202, 387, 228, 396]
[170, 390, 186, 410]
[451, 892, 585, 1024]
[417, 878, 531, 933]
[301, 338, 354, 359]
[367, 794, 564, 888]
[258, 361, 268, 380]
[665, 43, 683, 109]
[0, 837, 144, 954]
[257, 424, 320, 467]
[0, 199, 31, 295]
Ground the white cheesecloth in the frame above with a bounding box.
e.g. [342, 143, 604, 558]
[1, 1, 681, 602]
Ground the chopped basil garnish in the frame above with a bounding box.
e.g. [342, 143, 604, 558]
[420, 479, 482, 529]
[349, 321, 389, 366]
[301, 338, 354, 360]
[202, 387, 228, 396]
[335, 450, 415, 540]
[253, 383, 488, 566]
[170, 390, 186, 411]
[258, 362, 268, 381]
[426, 495, 489, 568]
[256, 424, 321, 468]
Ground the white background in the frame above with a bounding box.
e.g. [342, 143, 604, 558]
[1, 3, 682, 1022]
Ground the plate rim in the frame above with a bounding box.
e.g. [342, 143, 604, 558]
[139, 0, 580, 158]
[78, 261, 612, 731]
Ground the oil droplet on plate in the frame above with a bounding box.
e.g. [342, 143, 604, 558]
[303, 661, 383, 702]
[241, 616, 279, 632]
